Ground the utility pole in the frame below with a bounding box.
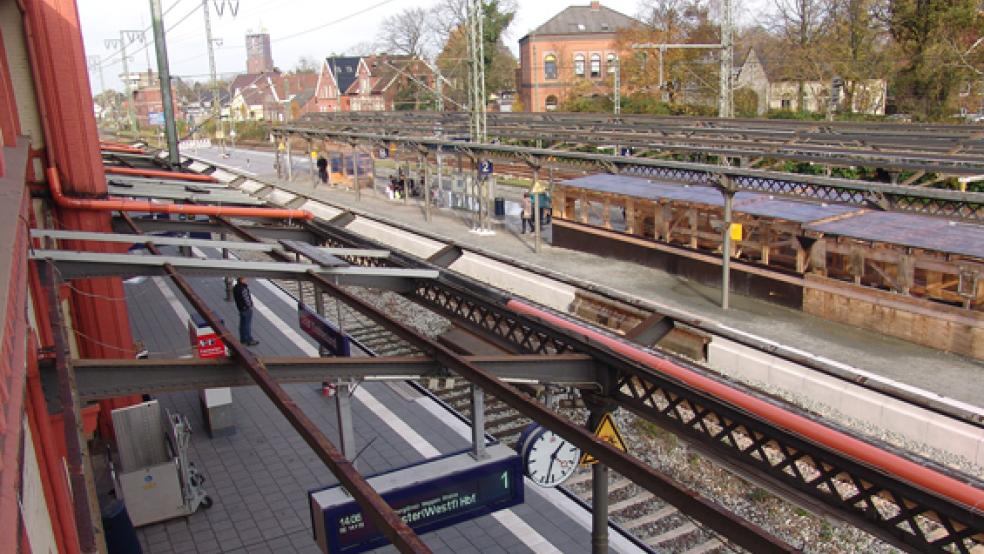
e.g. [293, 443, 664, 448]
[106, 30, 146, 133]
[150, 0, 179, 166]
[87, 56, 107, 119]
[719, 0, 734, 119]
[633, 0, 733, 118]
[203, 0, 226, 153]
[467, 0, 486, 143]
[87, 55, 107, 96]
[613, 56, 621, 117]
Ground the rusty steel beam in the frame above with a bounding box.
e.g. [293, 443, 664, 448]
[119, 214, 431, 554]
[303, 270, 795, 552]
[214, 210, 795, 552]
[45, 262, 98, 553]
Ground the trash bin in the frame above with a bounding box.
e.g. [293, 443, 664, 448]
[102, 500, 143, 554]
[494, 197, 505, 217]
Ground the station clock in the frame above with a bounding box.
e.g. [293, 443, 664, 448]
[518, 424, 581, 488]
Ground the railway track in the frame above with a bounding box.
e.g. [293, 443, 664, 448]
[261, 272, 728, 553]
[430, 382, 726, 554]
[181, 150, 984, 552]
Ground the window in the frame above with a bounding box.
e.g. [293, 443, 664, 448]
[545, 95, 558, 111]
[780, 98, 792, 110]
[574, 54, 585, 77]
[606, 53, 617, 73]
[544, 54, 557, 80]
[590, 54, 601, 78]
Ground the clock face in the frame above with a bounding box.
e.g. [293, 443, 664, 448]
[522, 427, 581, 488]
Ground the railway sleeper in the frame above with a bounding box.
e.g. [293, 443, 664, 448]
[645, 521, 698, 548]
[608, 491, 655, 514]
[623, 505, 677, 531]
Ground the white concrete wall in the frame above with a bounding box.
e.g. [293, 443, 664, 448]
[20, 420, 58, 554]
[344, 216, 446, 260]
[449, 252, 577, 312]
[262, 188, 297, 207]
[209, 169, 237, 183]
[238, 180, 268, 194]
[708, 337, 984, 468]
[299, 200, 343, 221]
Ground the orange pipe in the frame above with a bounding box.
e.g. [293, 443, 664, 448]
[105, 166, 218, 183]
[26, 332, 80, 554]
[506, 299, 984, 512]
[48, 167, 313, 220]
[100, 144, 144, 154]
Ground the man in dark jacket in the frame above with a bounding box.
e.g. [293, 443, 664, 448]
[232, 277, 259, 346]
[316, 156, 328, 185]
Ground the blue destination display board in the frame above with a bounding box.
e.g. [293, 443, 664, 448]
[310, 446, 523, 554]
[298, 301, 351, 357]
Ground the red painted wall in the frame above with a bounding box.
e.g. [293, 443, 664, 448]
[20, 0, 140, 434]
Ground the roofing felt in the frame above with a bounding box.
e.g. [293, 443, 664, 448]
[325, 57, 361, 96]
[525, 3, 639, 37]
[806, 212, 984, 259]
[561, 173, 984, 258]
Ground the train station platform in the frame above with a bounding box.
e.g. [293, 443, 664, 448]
[190, 146, 983, 407]
[123, 250, 647, 554]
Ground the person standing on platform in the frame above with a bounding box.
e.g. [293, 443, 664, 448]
[521, 192, 534, 234]
[232, 277, 259, 346]
[316, 156, 328, 185]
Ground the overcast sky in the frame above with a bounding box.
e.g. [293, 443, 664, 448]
[78, 0, 771, 94]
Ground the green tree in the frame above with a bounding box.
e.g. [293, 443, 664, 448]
[883, 0, 984, 119]
[435, 1, 517, 107]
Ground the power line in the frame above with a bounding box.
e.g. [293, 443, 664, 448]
[101, 1, 202, 72]
[100, 0, 185, 67]
[273, 0, 400, 44]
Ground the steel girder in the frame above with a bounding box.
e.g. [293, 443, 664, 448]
[307, 216, 984, 553]
[293, 112, 984, 176]
[66, 355, 600, 400]
[407, 278, 984, 554]
[273, 127, 984, 224]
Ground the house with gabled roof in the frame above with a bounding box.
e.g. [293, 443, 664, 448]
[734, 47, 887, 116]
[305, 54, 436, 113]
[518, 1, 640, 112]
[311, 57, 362, 112]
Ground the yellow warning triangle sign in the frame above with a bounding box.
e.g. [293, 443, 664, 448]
[579, 413, 628, 466]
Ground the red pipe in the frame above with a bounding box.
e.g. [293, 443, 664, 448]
[100, 144, 144, 155]
[26, 332, 80, 554]
[506, 299, 984, 511]
[105, 166, 218, 183]
[48, 168, 313, 220]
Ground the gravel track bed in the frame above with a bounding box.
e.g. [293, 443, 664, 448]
[235, 244, 902, 553]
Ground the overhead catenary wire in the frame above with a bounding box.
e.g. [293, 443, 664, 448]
[99, 0, 187, 68]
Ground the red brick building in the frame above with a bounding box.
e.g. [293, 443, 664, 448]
[518, 1, 639, 112]
[309, 55, 435, 113]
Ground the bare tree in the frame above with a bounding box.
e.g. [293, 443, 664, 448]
[378, 7, 432, 58]
[293, 56, 319, 74]
[768, 0, 831, 110]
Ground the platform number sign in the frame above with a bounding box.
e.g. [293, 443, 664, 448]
[619, 146, 632, 156]
[479, 160, 494, 176]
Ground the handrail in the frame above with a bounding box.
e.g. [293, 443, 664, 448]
[47, 168, 313, 220]
[104, 166, 218, 183]
[506, 298, 984, 512]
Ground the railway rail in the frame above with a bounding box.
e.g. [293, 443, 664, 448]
[295, 111, 984, 177]
[183, 151, 984, 552]
[273, 126, 984, 224]
[89, 145, 984, 552]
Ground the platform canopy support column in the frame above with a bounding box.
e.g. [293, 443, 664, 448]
[286, 139, 293, 182]
[716, 175, 736, 310]
[335, 381, 358, 470]
[470, 385, 487, 459]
